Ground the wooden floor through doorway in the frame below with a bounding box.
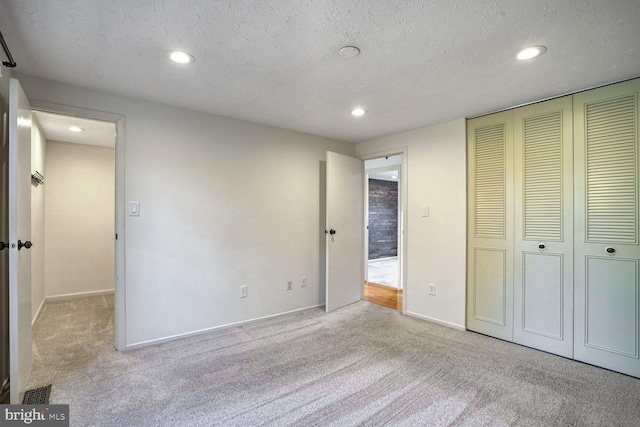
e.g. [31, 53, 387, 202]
[364, 282, 402, 311]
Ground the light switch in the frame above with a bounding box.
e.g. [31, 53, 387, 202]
[129, 201, 140, 216]
[422, 205, 429, 217]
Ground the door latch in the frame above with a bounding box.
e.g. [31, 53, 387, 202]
[17, 240, 33, 250]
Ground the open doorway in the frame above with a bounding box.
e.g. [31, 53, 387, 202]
[3, 82, 124, 402]
[30, 110, 116, 361]
[364, 154, 403, 311]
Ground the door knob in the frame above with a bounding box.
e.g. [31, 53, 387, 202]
[329, 229, 336, 235]
[0, 242, 8, 251]
[538, 243, 546, 250]
[17, 240, 32, 250]
[605, 246, 615, 254]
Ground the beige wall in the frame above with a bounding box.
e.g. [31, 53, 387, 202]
[356, 119, 467, 329]
[44, 141, 115, 297]
[30, 116, 46, 322]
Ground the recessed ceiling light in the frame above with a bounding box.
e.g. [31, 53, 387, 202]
[351, 107, 367, 117]
[339, 46, 361, 58]
[69, 126, 85, 132]
[168, 50, 195, 64]
[515, 45, 547, 61]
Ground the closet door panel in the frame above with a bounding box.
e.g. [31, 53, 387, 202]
[521, 252, 563, 338]
[473, 248, 507, 325]
[574, 78, 640, 377]
[514, 96, 574, 358]
[466, 111, 514, 341]
[585, 257, 637, 356]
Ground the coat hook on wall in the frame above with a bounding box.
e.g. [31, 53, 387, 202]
[31, 171, 44, 186]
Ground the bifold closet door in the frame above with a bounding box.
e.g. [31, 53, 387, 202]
[574, 78, 640, 378]
[466, 111, 514, 341]
[513, 96, 574, 358]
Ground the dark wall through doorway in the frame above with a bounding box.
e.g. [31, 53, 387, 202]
[368, 178, 398, 260]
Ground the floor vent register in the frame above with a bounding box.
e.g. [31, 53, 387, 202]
[22, 385, 52, 404]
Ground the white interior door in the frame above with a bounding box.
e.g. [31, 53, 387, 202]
[466, 111, 515, 341]
[513, 96, 574, 358]
[574, 79, 640, 378]
[0, 82, 9, 403]
[8, 78, 32, 403]
[326, 151, 364, 312]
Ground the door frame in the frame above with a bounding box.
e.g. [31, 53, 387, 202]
[30, 100, 126, 351]
[360, 148, 408, 313]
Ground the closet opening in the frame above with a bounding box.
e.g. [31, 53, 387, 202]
[31, 110, 116, 371]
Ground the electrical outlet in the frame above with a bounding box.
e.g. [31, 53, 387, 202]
[287, 280, 293, 291]
[240, 285, 248, 298]
[429, 283, 436, 296]
[301, 276, 307, 287]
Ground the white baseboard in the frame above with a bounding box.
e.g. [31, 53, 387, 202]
[405, 311, 466, 331]
[126, 304, 323, 350]
[46, 288, 114, 303]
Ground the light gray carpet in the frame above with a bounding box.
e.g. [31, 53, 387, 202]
[368, 257, 399, 288]
[29, 295, 640, 426]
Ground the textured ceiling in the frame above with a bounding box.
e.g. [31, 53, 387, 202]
[2, 0, 640, 143]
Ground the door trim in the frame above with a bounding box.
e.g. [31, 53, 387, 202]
[359, 148, 408, 313]
[30, 100, 126, 351]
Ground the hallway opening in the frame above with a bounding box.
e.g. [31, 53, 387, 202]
[363, 154, 403, 311]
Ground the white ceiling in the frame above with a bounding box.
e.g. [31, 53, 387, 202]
[33, 111, 115, 148]
[2, 1, 639, 143]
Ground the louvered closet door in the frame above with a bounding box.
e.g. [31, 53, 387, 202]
[513, 96, 574, 358]
[466, 111, 514, 341]
[574, 78, 640, 378]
